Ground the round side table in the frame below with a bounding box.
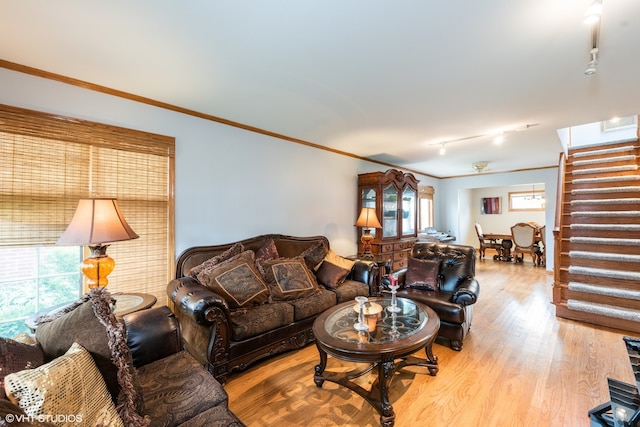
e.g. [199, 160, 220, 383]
[25, 292, 157, 332]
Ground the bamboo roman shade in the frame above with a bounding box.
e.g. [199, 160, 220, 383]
[0, 103, 175, 302]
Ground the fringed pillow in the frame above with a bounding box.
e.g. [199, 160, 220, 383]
[34, 288, 150, 427]
[188, 242, 244, 279]
[255, 238, 279, 263]
[197, 250, 270, 309]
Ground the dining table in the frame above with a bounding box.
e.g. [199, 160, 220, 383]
[483, 224, 543, 263]
[482, 233, 514, 262]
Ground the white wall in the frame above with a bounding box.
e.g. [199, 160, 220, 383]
[470, 184, 546, 241]
[0, 67, 558, 270]
[438, 167, 558, 270]
[0, 67, 440, 257]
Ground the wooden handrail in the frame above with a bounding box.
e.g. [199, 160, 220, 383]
[552, 151, 566, 301]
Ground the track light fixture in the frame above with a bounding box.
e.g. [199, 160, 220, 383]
[584, 0, 602, 24]
[429, 124, 538, 150]
[585, 48, 598, 75]
[584, 0, 602, 76]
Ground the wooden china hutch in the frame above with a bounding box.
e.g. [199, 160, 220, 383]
[357, 169, 419, 271]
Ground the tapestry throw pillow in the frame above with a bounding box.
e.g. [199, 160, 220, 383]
[0, 337, 44, 400]
[299, 241, 329, 271]
[188, 242, 244, 279]
[323, 250, 356, 272]
[259, 257, 320, 301]
[405, 257, 442, 291]
[198, 250, 270, 309]
[315, 260, 351, 289]
[255, 238, 279, 263]
[4, 342, 124, 427]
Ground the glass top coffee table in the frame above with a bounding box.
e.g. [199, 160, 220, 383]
[312, 297, 440, 427]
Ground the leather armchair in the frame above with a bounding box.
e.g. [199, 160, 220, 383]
[384, 242, 479, 351]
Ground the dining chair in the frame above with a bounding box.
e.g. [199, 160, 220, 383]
[510, 222, 538, 265]
[535, 225, 546, 266]
[474, 222, 503, 260]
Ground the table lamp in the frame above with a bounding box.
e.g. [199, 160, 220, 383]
[355, 207, 382, 259]
[57, 198, 138, 288]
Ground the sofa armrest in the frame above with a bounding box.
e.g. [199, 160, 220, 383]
[123, 306, 181, 368]
[347, 260, 379, 295]
[166, 277, 233, 380]
[167, 277, 231, 325]
[452, 276, 480, 306]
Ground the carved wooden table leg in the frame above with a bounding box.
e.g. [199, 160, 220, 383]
[313, 344, 327, 388]
[395, 336, 439, 376]
[378, 360, 396, 427]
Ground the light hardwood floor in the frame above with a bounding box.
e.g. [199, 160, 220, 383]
[224, 258, 636, 426]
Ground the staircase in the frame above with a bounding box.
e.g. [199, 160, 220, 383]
[553, 139, 640, 333]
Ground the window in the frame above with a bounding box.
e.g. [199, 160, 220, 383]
[509, 190, 545, 211]
[0, 104, 175, 337]
[418, 186, 434, 230]
[0, 246, 81, 337]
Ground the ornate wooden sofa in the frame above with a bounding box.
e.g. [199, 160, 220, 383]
[166, 234, 378, 384]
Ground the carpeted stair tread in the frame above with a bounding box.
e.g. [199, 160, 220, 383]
[570, 210, 640, 217]
[568, 281, 640, 300]
[572, 165, 638, 175]
[572, 175, 640, 184]
[571, 145, 637, 158]
[567, 299, 640, 322]
[569, 236, 640, 246]
[570, 198, 640, 205]
[570, 224, 640, 231]
[568, 265, 640, 281]
[571, 155, 636, 167]
[571, 186, 640, 195]
[569, 250, 640, 263]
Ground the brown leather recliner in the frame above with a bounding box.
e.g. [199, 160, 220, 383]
[384, 242, 479, 351]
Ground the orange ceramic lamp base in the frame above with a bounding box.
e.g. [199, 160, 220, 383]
[360, 229, 375, 259]
[81, 245, 115, 288]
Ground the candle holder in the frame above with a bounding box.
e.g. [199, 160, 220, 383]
[387, 278, 401, 313]
[389, 310, 400, 339]
[354, 296, 369, 332]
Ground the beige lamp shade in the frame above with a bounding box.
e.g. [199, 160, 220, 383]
[355, 207, 382, 229]
[57, 198, 139, 246]
[57, 198, 138, 289]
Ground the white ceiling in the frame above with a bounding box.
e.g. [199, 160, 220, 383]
[1, 1, 639, 177]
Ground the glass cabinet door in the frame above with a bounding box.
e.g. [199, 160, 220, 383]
[401, 187, 416, 237]
[361, 187, 377, 238]
[382, 185, 398, 238]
